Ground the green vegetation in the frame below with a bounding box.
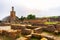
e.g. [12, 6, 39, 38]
[50, 16, 60, 18]
[31, 36, 40, 40]
[31, 37, 39, 40]
[3, 36, 13, 40]
[27, 14, 36, 19]
[0, 20, 2, 23]
[16, 34, 20, 39]
[0, 35, 14, 40]
[19, 16, 25, 22]
[31, 38, 39, 40]
[44, 22, 58, 24]
[19, 14, 36, 21]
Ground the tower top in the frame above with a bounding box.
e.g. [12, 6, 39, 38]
[12, 6, 14, 11]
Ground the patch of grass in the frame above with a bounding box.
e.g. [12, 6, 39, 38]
[16, 35, 20, 39]
[30, 36, 40, 40]
[44, 22, 58, 25]
[31, 37, 39, 40]
[0, 35, 14, 40]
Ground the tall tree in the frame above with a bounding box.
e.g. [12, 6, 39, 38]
[20, 16, 25, 22]
[27, 14, 36, 19]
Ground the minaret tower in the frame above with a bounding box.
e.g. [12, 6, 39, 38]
[10, 6, 16, 20]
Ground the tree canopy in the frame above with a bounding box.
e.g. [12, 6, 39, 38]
[27, 14, 36, 19]
[19, 16, 25, 22]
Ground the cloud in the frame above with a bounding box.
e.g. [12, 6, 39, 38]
[0, 0, 60, 20]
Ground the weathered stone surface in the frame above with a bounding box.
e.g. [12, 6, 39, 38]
[1, 30, 21, 38]
[11, 25, 26, 30]
[55, 24, 60, 32]
[21, 29, 32, 35]
[34, 27, 43, 33]
[43, 25, 56, 32]
[32, 34, 41, 38]
[26, 26, 38, 29]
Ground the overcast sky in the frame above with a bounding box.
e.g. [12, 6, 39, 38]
[0, 0, 60, 20]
